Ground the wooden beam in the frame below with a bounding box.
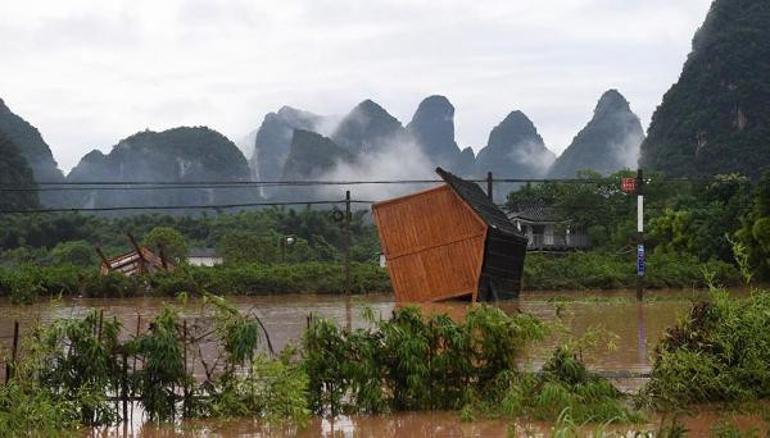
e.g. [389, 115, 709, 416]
[127, 233, 148, 273]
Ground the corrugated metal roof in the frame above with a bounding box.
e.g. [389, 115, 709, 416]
[435, 167, 525, 240]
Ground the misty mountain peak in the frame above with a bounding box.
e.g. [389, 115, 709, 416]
[252, 105, 321, 182]
[276, 105, 318, 122]
[331, 99, 404, 153]
[489, 110, 540, 148]
[594, 89, 632, 119]
[412, 95, 454, 120]
[0, 98, 9, 114]
[406, 95, 460, 169]
[354, 99, 390, 116]
[549, 90, 644, 178]
[474, 110, 554, 179]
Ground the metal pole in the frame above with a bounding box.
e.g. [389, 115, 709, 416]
[344, 190, 351, 295]
[487, 171, 494, 202]
[636, 169, 645, 301]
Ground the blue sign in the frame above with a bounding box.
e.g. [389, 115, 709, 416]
[637, 244, 646, 276]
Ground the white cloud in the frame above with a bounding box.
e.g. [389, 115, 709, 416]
[0, 0, 711, 172]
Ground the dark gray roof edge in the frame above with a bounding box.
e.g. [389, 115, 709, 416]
[435, 167, 526, 241]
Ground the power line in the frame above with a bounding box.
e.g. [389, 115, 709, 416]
[3, 179, 448, 187]
[0, 199, 373, 215]
[0, 176, 715, 192]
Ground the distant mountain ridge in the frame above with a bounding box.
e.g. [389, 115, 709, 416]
[68, 126, 257, 210]
[1, 90, 657, 211]
[245, 93, 649, 201]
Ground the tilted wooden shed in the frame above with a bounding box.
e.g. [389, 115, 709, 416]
[373, 168, 528, 302]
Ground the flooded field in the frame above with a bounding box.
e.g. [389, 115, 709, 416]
[1, 289, 764, 436]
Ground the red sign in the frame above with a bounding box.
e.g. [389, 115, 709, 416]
[621, 178, 637, 193]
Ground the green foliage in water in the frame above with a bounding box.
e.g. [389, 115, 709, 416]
[34, 310, 122, 426]
[641, 289, 770, 409]
[207, 350, 310, 426]
[0, 380, 79, 436]
[128, 307, 190, 421]
[0, 295, 310, 433]
[303, 305, 549, 416]
[479, 347, 641, 424]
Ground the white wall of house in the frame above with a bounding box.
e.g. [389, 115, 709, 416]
[188, 256, 223, 267]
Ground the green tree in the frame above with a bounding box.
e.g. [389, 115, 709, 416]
[50, 240, 96, 267]
[142, 227, 188, 264]
[218, 231, 280, 264]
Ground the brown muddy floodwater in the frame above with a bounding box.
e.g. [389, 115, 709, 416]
[0, 289, 764, 436]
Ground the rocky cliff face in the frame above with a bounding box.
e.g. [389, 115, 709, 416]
[68, 127, 257, 210]
[331, 99, 406, 154]
[474, 110, 555, 178]
[0, 134, 39, 211]
[0, 98, 66, 207]
[549, 90, 645, 177]
[406, 95, 464, 171]
[282, 130, 355, 181]
[250, 106, 322, 182]
[0, 98, 64, 183]
[640, 0, 770, 178]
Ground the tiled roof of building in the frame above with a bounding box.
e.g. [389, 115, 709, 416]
[507, 200, 564, 223]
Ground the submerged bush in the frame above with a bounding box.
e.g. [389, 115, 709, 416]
[480, 347, 641, 424]
[0, 380, 80, 436]
[302, 305, 548, 415]
[208, 351, 310, 425]
[641, 289, 770, 409]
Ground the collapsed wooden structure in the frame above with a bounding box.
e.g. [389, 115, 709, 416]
[96, 234, 175, 276]
[373, 167, 528, 302]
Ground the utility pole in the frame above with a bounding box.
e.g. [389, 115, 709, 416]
[344, 190, 351, 296]
[486, 171, 494, 202]
[636, 169, 645, 301]
[344, 190, 352, 331]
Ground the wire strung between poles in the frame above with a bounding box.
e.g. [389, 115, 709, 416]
[0, 199, 374, 215]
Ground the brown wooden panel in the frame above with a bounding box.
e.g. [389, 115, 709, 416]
[373, 184, 488, 302]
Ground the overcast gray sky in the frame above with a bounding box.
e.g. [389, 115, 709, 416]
[0, 0, 712, 172]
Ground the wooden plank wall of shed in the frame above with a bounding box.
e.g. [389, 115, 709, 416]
[373, 185, 488, 302]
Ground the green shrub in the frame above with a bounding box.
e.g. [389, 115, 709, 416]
[0, 381, 79, 436]
[524, 252, 739, 291]
[303, 304, 547, 416]
[142, 227, 189, 264]
[641, 289, 770, 409]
